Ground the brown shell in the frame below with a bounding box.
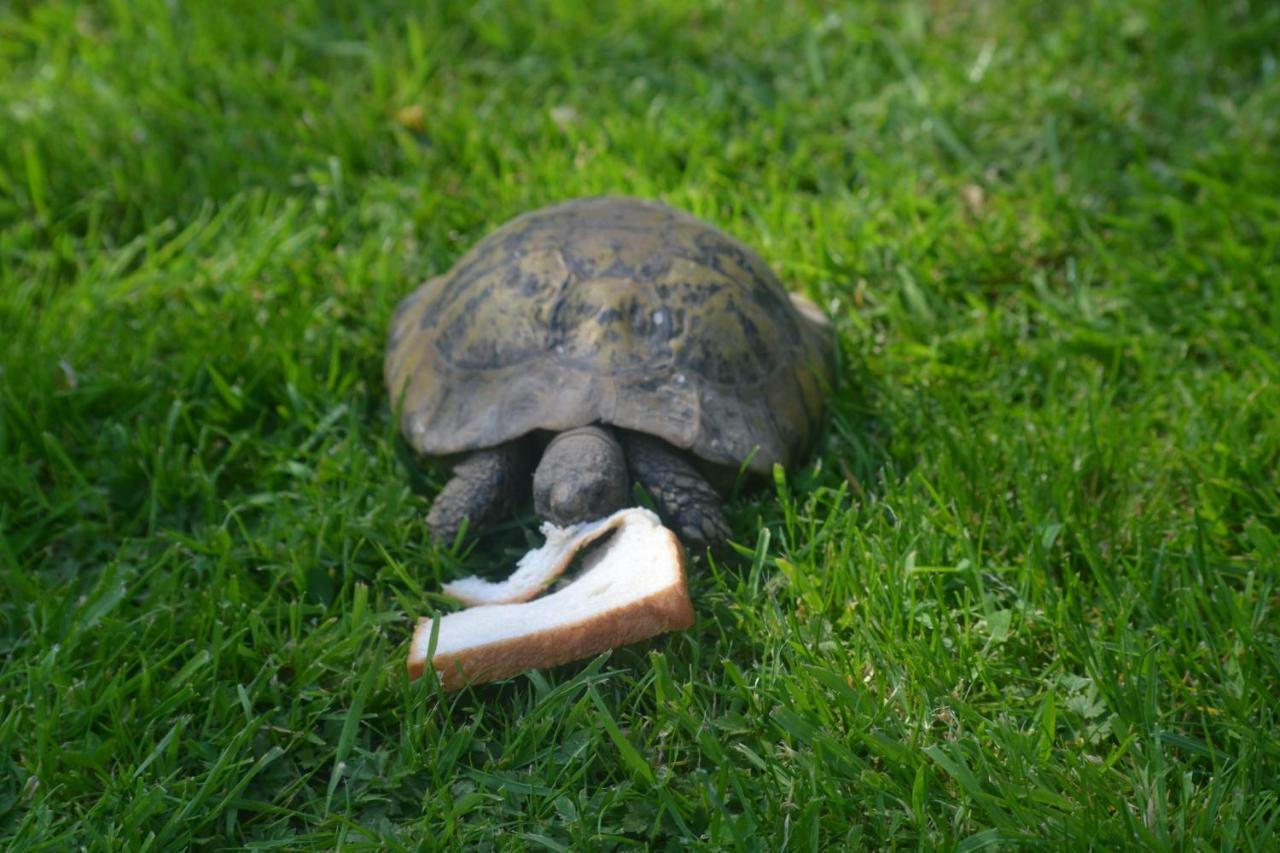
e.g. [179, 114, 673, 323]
[385, 197, 831, 474]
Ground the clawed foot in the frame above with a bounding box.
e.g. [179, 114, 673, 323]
[621, 432, 730, 548]
[425, 441, 530, 545]
[668, 500, 731, 549]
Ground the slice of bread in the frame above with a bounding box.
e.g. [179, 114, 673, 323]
[408, 508, 693, 689]
[441, 510, 637, 606]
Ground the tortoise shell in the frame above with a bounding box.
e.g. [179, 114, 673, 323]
[385, 196, 831, 474]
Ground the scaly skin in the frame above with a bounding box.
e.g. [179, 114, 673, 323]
[621, 432, 730, 546]
[427, 427, 732, 546]
[426, 441, 531, 544]
[532, 426, 629, 527]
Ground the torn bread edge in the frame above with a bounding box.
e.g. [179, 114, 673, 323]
[408, 508, 693, 689]
[441, 507, 651, 606]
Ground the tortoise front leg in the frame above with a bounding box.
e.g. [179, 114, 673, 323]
[426, 441, 531, 544]
[620, 432, 731, 547]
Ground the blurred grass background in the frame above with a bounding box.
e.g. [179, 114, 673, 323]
[2, 0, 1278, 847]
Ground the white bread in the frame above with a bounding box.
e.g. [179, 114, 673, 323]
[442, 509, 652, 606]
[408, 508, 693, 689]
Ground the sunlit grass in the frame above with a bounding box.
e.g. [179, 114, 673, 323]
[2, 0, 1278, 847]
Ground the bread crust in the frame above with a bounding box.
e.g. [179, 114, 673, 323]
[408, 525, 691, 689]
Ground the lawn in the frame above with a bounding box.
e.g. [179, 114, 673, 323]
[2, 0, 1279, 847]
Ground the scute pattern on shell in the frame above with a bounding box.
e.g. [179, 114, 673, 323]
[385, 197, 831, 474]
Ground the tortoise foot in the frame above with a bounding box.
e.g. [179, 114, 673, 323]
[621, 432, 730, 547]
[426, 441, 530, 544]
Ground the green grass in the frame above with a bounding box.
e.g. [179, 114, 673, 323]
[2, 0, 1278, 847]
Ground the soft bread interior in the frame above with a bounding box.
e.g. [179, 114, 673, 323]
[408, 508, 692, 689]
[442, 509, 643, 606]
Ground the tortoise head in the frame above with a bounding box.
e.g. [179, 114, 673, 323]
[533, 426, 629, 527]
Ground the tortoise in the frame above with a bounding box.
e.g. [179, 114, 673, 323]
[385, 196, 833, 546]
